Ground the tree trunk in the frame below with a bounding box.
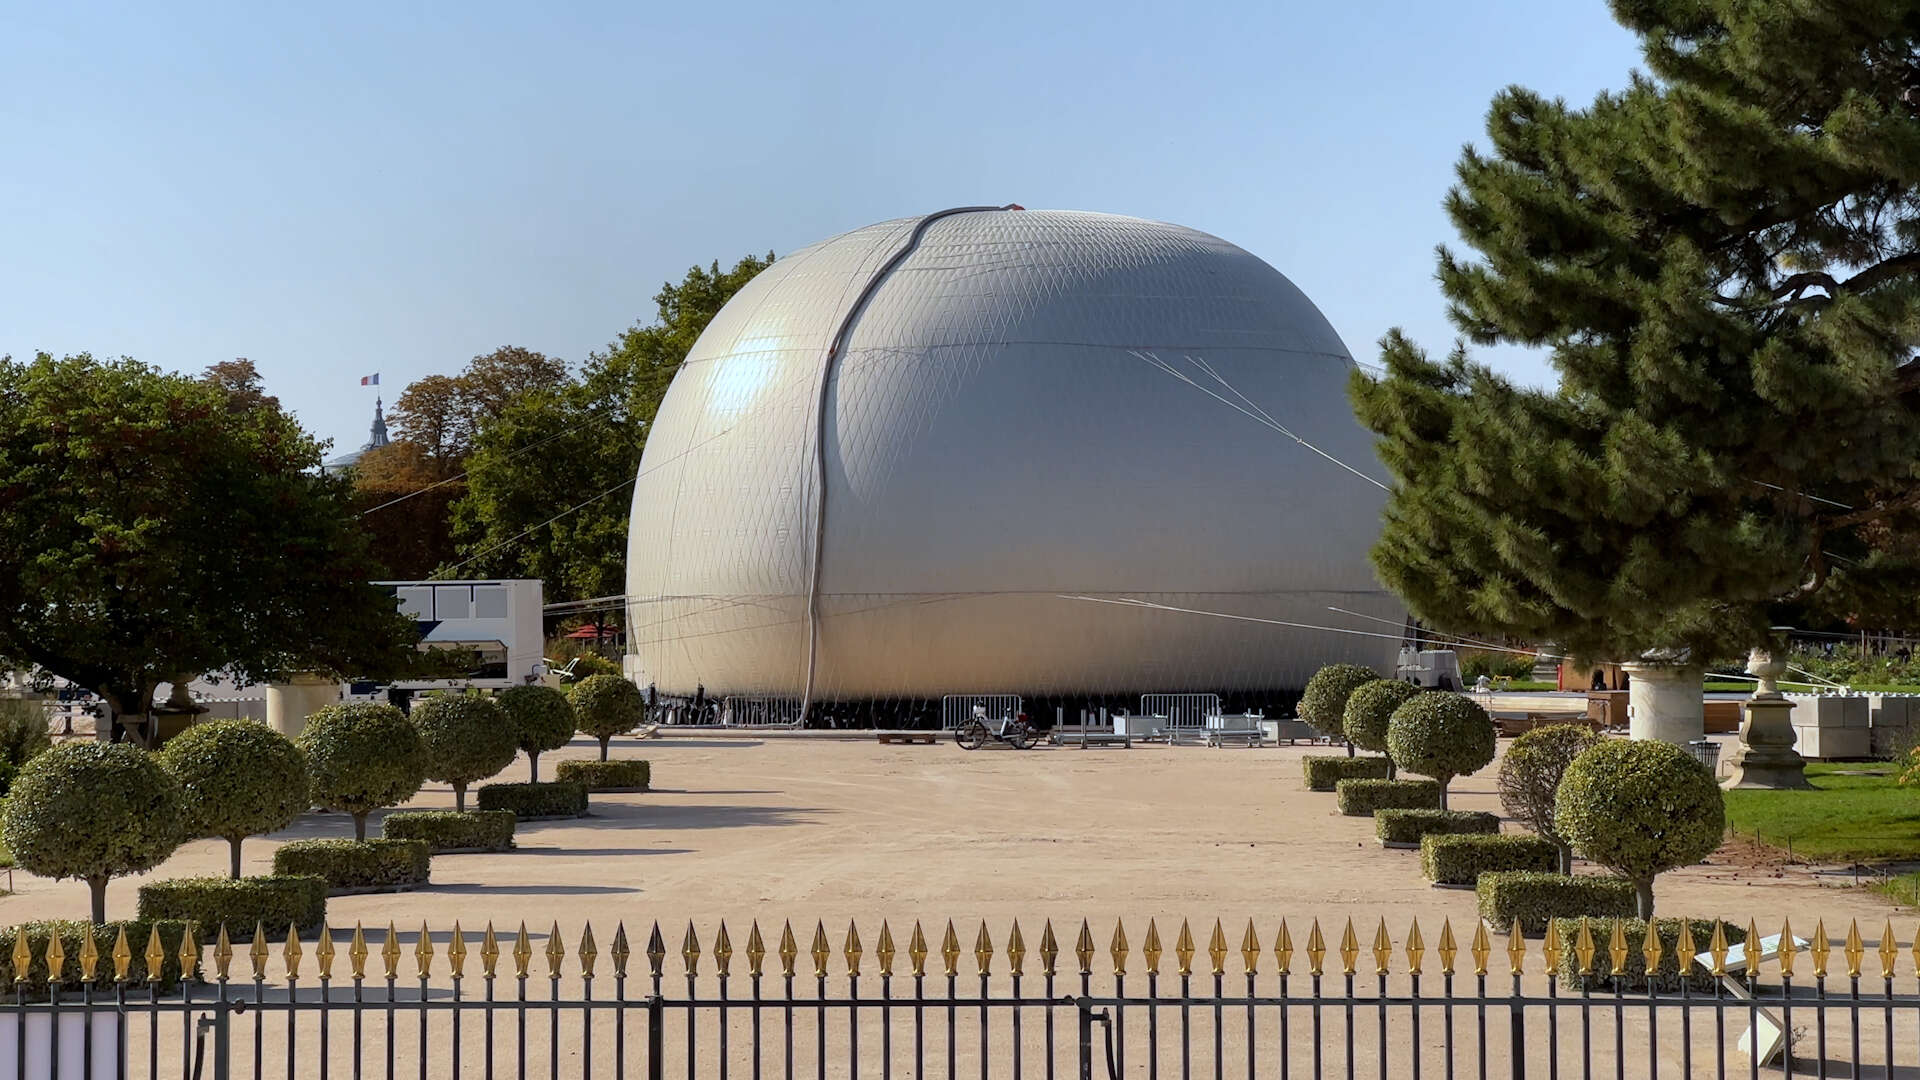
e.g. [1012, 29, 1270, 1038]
[528, 751, 540, 783]
[1557, 841, 1574, 877]
[1635, 879, 1655, 920]
[454, 781, 467, 812]
[1436, 777, 1450, 811]
[229, 836, 244, 880]
[599, 736, 610, 761]
[88, 876, 109, 925]
[1386, 759, 1396, 780]
[1345, 739, 1355, 758]
[353, 811, 369, 842]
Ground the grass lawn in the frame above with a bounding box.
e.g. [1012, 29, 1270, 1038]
[1722, 762, 1920, 865]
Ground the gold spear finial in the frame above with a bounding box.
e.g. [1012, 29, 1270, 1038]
[1175, 919, 1196, 977]
[43, 932, 65, 987]
[381, 922, 402, 981]
[1607, 922, 1627, 978]
[1811, 919, 1830, 978]
[1274, 920, 1294, 975]
[808, 921, 829, 979]
[415, 922, 434, 980]
[249, 924, 270, 981]
[545, 921, 566, 979]
[1037, 921, 1056, 978]
[744, 922, 764, 978]
[648, 923, 668, 979]
[682, 921, 702, 976]
[449, 923, 468, 980]
[480, 924, 500, 980]
[1109, 920, 1128, 976]
[1306, 920, 1326, 977]
[844, 921, 861, 978]
[1340, 919, 1361, 977]
[1507, 919, 1526, 976]
[1879, 919, 1897, 978]
[1542, 920, 1561, 974]
[1777, 920, 1796, 978]
[1676, 920, 1697, 978]
[512, 923, 533, 981]
[1406, 919, 1425, 976]
[1075, 920, 1095, 976]
[778, 921, 797, 978]
[876, 922, 895, 978]
[12, 931, 32, 986]
[145, 925, 166, 983]
[177, 923, 198, 982]
[1708, 921, 1728, 977]
[1469, 922, 1490, 978]
[1007, 921, 1026, 977]
[711, 922, 730, 977]
[1143, 919, 1163, 975]
[1209, 920, 1229, 977]
[79, 928, 101, 984]
[1374, 919, 1393, 976]
[349, 924, 369, 981]
[111, 926, 132, 983]
[1845, 920, 1865, 978]
[973, 922, 993, 977]
[579, 924, 598, 981]
[942, 921, 962, 978]
[610, 923, 631, 979]
[1437, 919, 1457, 976]
[1241, 919, 1260, 975]
[1746, 919, 1761, 975]
[910, 922, 929, 977]
[313, 924, 332, 981]
[1574, 918, 1596, 976]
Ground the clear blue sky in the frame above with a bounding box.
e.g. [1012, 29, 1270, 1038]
[2, 1, 1643, 455]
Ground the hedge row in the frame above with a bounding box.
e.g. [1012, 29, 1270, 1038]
[1476, 872, 1636, 935]
[135, 875, 328, 939]
[477, 781, 589, 819]
[1302, 755, 1390, 792]
[271, 839, 431, 893]
[1335, 779, 1441, 816]
[1420, 834, 1558, 885]
[554, 759, 650, 792]
[383, 810, 517, 853]
[1551, 917, 1744, 992]
[0, 920, 191, 999]
[1374, 809, 1499, 847]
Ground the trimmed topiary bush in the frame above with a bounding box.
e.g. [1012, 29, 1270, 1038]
[1477, 871, 1637, 935]
[410, 694, 518, 811]
[1299, 664, 1380, 749]
[1342, 680, 1421, 775]
[1551, 917, 1744, 992]
[1374, 808, 1499, 847]
[554, 759, 650, 792]
[1386, 693, 1496, 808]
[1303, 755, 1391, 791]
[1554, 739, 1725, 918]
[1420, 833, 1558, 885]
[568, 675, 645, 760]
[2, 741, 185, 922]
[159, 720, 310, 878]
[1334, 778, 1442, 816]
[271, 838, 431, 894]
[1497, 724, 1602, 875]
[498, 685, 575, 782]
[382, 810, 516, 853]
[477, 781, 589, 819]
[0, 920, 192, 1000]
[135, 875, 327, 939]
[297, 703, 429, 841]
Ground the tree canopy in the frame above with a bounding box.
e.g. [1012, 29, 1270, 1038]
[1349, 2, 1920, 663]
[0, 353, 422, 737]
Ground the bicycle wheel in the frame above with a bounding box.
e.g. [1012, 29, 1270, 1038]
[1009, 723, 1037, 750]
[954, 721, 985, 750]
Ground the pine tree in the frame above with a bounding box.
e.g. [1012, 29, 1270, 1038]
[1350, 2, 1920, 663]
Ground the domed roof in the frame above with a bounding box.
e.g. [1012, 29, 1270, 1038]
[625, 207, 1400, 703]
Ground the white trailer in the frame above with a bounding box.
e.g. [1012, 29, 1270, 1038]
[370, 579, 547, 692]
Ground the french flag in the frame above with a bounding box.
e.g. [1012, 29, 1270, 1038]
[360, 373, 380, 386]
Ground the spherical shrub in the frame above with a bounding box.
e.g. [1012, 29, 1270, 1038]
[2, 742, 185, 922]
[1554, 739, 1724, 919]
[1341, 679, 1421, 768]
[568, 675, 645, 760]
[1385, 693, 1495, 808]
[410, 694, 518, 811]
[296, 703, 428, 841]
[497, 685, 575, 782]
[1298, 664, 1380, 740]
[159, 720, 310, 879]
[1497, 723, 1602, 875]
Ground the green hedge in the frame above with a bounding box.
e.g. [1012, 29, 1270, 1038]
[0, 920, 191, 1000]
[554, 759, 650, 792]
[1375, 809, 1500, 846]
[135, 875, 328, 939]
[1303, 755, 1391, 792]
[1477, 872, 1637, 935]
[382, 810, 517, 853]
[1334, 778, 1442, 816]
[1551, 917, 1744, 992]
[477, 781, 589, 819]
[271, 839, 431, 893]
[1421, 833, 1558, 885]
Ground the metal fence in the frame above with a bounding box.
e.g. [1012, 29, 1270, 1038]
[940, 695, 1022, 730]
[721, 697, 804, 727]
[5, 913, 1919, 1079]
[1139, 694, 1221, 730]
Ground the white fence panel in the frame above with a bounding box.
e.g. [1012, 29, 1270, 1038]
[1138, 693, 1221, 729]
[941, 694, 1023, 730]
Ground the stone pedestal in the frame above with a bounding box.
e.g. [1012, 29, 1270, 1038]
[266, 674, 340, 739]
[1723, 697, 1812, 789]
[1622, 662, 1703, 744]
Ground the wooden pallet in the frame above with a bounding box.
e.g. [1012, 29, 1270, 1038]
[876, 731, 939, 745]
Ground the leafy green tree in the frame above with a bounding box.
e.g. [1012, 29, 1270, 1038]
[498, 685, 575, 782]
[1496, 724, 1602, 874]
[0, 697, 51, 768]
[451, 255, 773, 605]
[2, 742, 185, 922]
[568, 674, 645, 760]
[410, 694, 518, 810]
[1348, 3, 1920, 666]
[158, 720, 310, 879]
[1298, 664, 1380, 755]
[297, 703, 428, 840]
[0, 353, 423, 744]
[1341, 679, 1421, 776]
[1555, 739, 1724, 918]
[1384, 693, 1496, 809]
